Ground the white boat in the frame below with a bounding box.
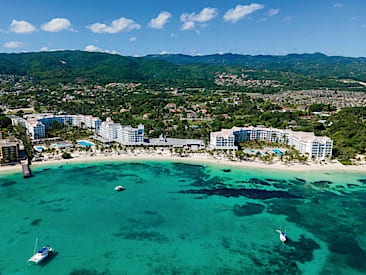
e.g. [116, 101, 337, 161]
[114, 185, 125, 192]
[28, 238, 54, 264]
[276, 228, 287, 243]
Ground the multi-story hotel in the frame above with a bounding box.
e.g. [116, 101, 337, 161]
[0, 139, 20, 164]
[22, 114, 102, 139]
[210, 126, 333, 160]
[98, 118, 145, 145]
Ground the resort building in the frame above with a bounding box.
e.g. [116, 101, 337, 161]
[98, 118, 145, 145]
[22, 114, 102, 139]
[210, 126, 333, 160]
[0, 139, 20, 164]
[147, 134, 205, 150]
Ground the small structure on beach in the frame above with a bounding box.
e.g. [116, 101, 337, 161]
[22, 163, 32, 178]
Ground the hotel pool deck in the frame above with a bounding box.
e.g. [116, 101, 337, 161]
[78, 140, 94, 147]
[272, 149, 283, 156]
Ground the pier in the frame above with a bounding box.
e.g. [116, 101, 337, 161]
[22, 163, 32, 178]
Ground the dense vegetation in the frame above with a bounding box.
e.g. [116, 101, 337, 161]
[0, 51, 218, 87]
[145, 53, 366, 81]
[324, 107, 366, 162]
[0, 51, 366, 91]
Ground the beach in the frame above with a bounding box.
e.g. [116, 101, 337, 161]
[1, 152, 365, 173]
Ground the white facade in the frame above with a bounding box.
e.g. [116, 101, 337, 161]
[210, 126, 333, 160]
[98, 118, 145, 145]
[24, 114, 102, 139]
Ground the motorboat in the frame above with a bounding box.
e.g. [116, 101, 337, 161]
[114, 185, 125, 192]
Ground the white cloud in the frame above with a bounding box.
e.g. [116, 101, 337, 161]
[40, 46, 48, 51]
[148, 11, 172, 29]
[129, 37, 136, 42]
[3, 41, 26, 48]
[84, 45, 105, 52]
[180, 7, 218, 30]
[361, 24, 366, 28]
[84, 45, 119, 54]
[41, 18, 75, 32]
[87, 17, 141, 33]
[160, 51, 167, 54]
[9, 19, 36, 34]
[266, 9, 280, 16]
[333, 3, 344, 8]
[224, 4, 264, 23]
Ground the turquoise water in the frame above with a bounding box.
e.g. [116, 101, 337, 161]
[78, 141, 93, 147]
[272, 149, 283, 156]
[0, 160, 366, 275]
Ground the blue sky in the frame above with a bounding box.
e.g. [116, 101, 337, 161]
[0, 0, 366, 57]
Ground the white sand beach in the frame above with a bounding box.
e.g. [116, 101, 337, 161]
[1, 152, 365, 173]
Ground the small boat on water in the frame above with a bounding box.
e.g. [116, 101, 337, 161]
[114, 185, 125, 192]
[276, 228, 287, 243]
[28, 238, 54, 264]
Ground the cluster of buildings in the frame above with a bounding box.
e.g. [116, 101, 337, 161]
[8, 111, 334, 160]
[11, 114, 102, 139]
[210, 126, 333, 160]
[250, 90, 366, 109]
[97, 118, 204, 149]
[97, 118, 145, 145]
[214, 72, 282, 87]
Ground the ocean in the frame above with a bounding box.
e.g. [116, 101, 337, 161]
[0, 160, 366, 275]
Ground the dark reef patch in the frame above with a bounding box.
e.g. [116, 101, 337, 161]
[273, 184, 287, 189]
[222, 169, 231, 173]
[294, 177, 306, 183]
[174, 163, 205, 169]
[289, 179, 305, 185]
[39, 197, 66, 205]
[233, 203, 265, 216]
[1, 180, 17, 187]
[144, 210, 158, 215]
[358, 179, 366, 184]
[179, 187, 301, 200]
[265, 178, 279, 182]
[312, 180, 333, 188]
[347, 184, 359, 188]
[114, 230, 169, 243]
[250, 178, 270, 186]
[283, 235, 321, 264]
[329, 237, 366, 270]
[30, 219, 42, 226]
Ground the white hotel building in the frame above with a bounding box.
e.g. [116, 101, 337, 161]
[24, 114, 102, 139]
[210, 126, 333, 160]
[98, 118, 145, 145]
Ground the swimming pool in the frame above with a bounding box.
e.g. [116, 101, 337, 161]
[78, 141, 94, 147]
[35, 146, 45, 151]
[272, 149, 283, 156]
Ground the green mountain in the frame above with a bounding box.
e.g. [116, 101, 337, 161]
[0, 50, 217, 86]
[144, 53, 366, 81]
[1, 51, 366, 88]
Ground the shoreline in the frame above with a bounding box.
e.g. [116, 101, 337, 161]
[1, 153, 365, 173]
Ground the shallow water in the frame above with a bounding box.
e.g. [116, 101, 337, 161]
[0, 160, 366, 275]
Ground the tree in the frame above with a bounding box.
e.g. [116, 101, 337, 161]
[62, 152, 72, 159]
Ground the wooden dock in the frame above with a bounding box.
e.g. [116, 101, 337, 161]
[22, 163, 32, 178]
